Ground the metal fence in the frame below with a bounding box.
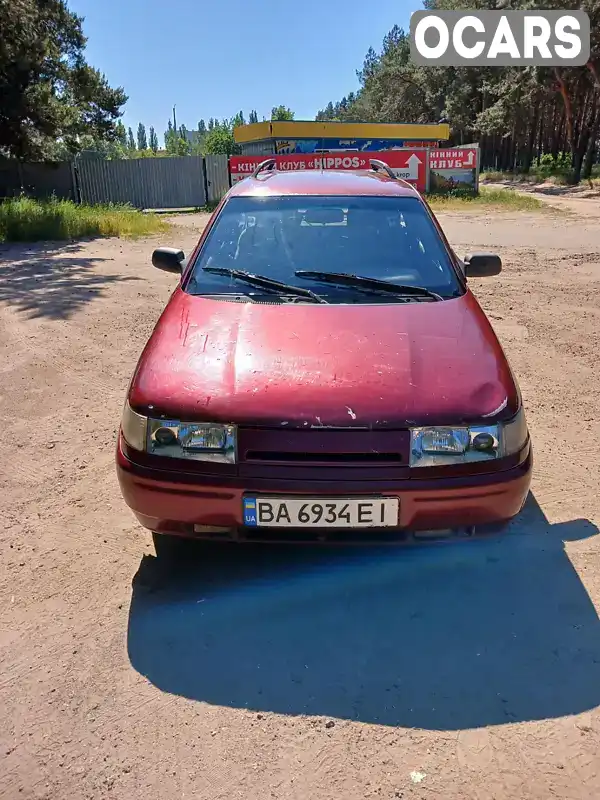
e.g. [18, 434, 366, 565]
[0, 159, 75, 200]
[1, 154, 232, 209]
[76, 156, 209, 209]
[204, 155, 230, 204]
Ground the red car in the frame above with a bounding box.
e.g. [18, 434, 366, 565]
[117, 160, 532, 553]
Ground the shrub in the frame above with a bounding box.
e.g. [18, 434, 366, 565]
[429, 186, 546, 211]
[0, 196, 169, 242]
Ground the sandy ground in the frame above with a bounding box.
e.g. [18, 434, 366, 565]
[482, 179, 600, 217]
[1, 194, 600, 800]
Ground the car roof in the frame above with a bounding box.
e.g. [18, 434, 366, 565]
[228, 169, 420, 198]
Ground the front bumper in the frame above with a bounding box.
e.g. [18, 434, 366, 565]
[116, 435, 532, 541]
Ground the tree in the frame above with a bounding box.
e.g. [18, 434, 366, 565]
[116, 121, 127, 148]
[174, 137, 191, 155]
[232, 111, 245, 128]
[271, 105, 294, 121]
[203, 126, 241, 155]
[248, 109, 259, 124]
[313, 0, 600, 184]
[137, 122, 147, 150]
[76, 133, 128, 160]
[164, 120, 190, 156]
[149, 126, 159, 153]
[0, 0, 127, 160]
[190, 120, 207, 155]
[105, 137, 128, 159]
[178, 125, 192, 154]
[164, 120, 176, 152]
[357, 46, 379, 87]
[127, 127, 136, 151]
[316, 101, 337, 121]
[208, 118, 215, 131]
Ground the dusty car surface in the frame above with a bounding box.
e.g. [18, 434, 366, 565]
[117, 160, 532, 551]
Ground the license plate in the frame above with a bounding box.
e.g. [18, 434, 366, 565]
[242, 497, 399, 528]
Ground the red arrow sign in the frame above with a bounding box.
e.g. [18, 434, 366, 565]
[429, 148, 478, 170]
[229, 150, 427, 192]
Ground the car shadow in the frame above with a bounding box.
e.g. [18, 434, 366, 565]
[0, 241, 140, 320]
[127, 495, 600, 730]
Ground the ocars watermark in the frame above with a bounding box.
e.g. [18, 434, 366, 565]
[409, 10, 590, 66]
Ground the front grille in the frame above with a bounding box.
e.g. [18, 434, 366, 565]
[237, 427, 411, 480]
[245, 450, 403, 464]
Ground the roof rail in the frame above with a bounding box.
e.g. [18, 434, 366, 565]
[369, 159, 397, 180]
[251, 158, 276, 178]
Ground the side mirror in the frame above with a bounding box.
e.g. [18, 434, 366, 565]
[152, 247, 185, 274]
[463, 252, 502, 278]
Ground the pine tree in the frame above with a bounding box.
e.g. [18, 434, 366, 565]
[1, 0, 127, 159]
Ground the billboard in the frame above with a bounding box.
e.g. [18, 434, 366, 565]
[428, 147, 479, 192]
[229, 150, 428, 192]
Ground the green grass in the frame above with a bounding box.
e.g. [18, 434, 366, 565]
[428, 185, 546, 211]
[482, 165, 600, 188]
[0, 189, 549, 244]
[0, 196, 169, 243]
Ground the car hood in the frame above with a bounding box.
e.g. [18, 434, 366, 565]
[129, 290, 518, 427]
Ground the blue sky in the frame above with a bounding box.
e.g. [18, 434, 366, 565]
[69, 0, 414, 144]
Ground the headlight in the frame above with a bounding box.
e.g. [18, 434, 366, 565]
[147, 419, 236, 464]
[410, 408, 528, 467]
[121, 401, 147, 452]
[120, 402, 236, 464]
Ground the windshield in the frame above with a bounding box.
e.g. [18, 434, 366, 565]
[186, 195, 462, 301]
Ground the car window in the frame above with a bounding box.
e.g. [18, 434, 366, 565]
[187, 195, 461, 300]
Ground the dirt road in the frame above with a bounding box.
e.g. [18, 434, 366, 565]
[2, 197, 600, 800]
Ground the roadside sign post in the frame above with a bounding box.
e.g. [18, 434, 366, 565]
[428, 146, 480, 194]
[228, 147, 481, 195]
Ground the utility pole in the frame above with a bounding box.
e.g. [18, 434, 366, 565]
[173, 105, 177, 133]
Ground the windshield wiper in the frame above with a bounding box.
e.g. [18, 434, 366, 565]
[202, 267, 328, 304]
[295, 270, 443, 301]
